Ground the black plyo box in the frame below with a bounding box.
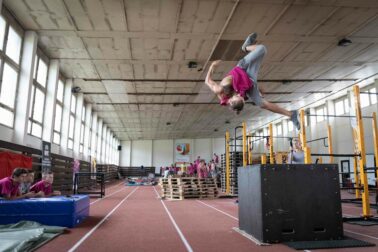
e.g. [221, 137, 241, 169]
[238, 164, 343, 243]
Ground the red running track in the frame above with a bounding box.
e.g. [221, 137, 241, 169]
[37, 185, 378, 252]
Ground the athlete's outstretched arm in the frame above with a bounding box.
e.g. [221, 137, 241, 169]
[205, 60, 222, 94]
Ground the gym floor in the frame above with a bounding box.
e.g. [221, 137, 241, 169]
[36, 183, 378, 252]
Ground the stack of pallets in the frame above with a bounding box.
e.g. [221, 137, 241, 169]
[159, 177, 218, 200]
[198, 178, 218, 198]
[220, 152, 242, 196]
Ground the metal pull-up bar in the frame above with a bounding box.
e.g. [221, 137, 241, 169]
[298, 85, 376, 217]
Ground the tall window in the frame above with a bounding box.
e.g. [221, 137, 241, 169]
[334, 96, 350, 115]
[335, 99, 345, 116]
[361, 86, 377, 108]
[276, 123, 282, 136]
[0, 15, 23, 128]
[288, 121, 294, 132]
[87, 113, 92, 153]
[53, 79, 65, 144]
[79, 105, 85, 153]
[316, 106, 326, 123]
[28, 53, 48, 138]
[68, 94, 76, 149]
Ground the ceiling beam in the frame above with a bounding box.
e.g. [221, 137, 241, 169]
[94, 101, 291, 105]
[82, 78, 357, 82]
[83, 92, 199, 95]
[37, 30, 378, 44]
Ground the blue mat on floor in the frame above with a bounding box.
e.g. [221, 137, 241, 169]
[0, 195, 89, 228]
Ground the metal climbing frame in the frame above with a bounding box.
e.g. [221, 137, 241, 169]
[298, 85, 376, 218]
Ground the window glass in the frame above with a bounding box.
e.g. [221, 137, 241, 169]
[335, 100, 344, 115]
[69, 115, 75, 138]
[68, 139, 73, 149]
[33, 56, 38, 79]
[33, 88, 45, 123]
[0, 106, 13, 127]
[71, 95, 76, 113]
[288, 121, 293, 132]
[5, 26, 22, 64]
[31, 122, 42, 138]
[316, 107, 325, 122]
[0, 63, 18, 108]
[80, 124, 85, 143]
[370, 88, 377, 104]
[54, 104, 62, 131]
[276, 124, 282, 135]
[57, 80, 64, 102]
[0, 16, 6, 49]
[344, 98, 350, 113]
[360, 93, 370, 108]
[36, 59, 48, 87]
[53, 132, 60, 144]
[82, 106, 86, 121]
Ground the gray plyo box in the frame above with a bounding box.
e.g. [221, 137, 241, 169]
[238, 164, 343, 243]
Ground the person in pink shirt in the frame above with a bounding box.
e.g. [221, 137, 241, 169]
[0, 168, 36, 200]
[187, 163, 195, 176]
[197, 160, 207, 179]
[205, 32, 300, 130]
[30, 171, 61, 197]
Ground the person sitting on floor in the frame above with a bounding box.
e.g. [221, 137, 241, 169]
[0, 168, 36, 200]
[30, 171, 61, 197]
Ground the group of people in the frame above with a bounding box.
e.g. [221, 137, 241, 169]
[0, 168, 61, 200]
[162, 153, 220, 179]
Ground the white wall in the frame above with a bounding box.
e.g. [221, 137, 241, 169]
[120, 141, 131, 166]
[131, 140, 153, 166]
[153, 139, 174, 173]
[212, 138, 225, 156]
[119, 137, 225, 170]
[194, 138, 212, 161]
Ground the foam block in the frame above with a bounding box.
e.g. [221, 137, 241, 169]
[0, 195, 89, 228]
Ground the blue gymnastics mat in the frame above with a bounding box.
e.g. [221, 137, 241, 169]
[0, 195, 89, 228]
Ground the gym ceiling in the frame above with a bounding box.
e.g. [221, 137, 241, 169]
[5, 0, 378, 140]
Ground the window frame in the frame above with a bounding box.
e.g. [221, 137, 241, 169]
[53, 78, 65, 145]
[68, 93, 76, 150]
[0, 11, 23, 129]
[28, 50, 49, 138]
[79, 105, 86, 153]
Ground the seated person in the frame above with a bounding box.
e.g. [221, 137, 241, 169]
[30, 171, 61, 197]
[0, 168, 35, 200]
[20, 169, 35, 194]
[288, 138, 305, 164]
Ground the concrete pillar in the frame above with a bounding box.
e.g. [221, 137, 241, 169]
[14, 31, 37, 145]
[73, 93, 83, 157]
[42, 60, 59, 143]
[61, 79, 73, 154]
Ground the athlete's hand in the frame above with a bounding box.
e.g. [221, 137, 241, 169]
[211, 60, 222, 67]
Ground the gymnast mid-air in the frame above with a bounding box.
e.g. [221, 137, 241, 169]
[205, 33, 300, 130]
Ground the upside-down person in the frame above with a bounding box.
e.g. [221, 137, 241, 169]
[205, 33, 300, 130]
[30, 171, 61, 197]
